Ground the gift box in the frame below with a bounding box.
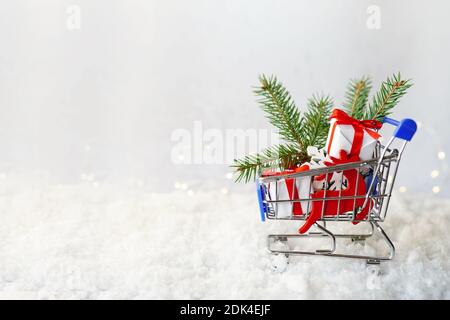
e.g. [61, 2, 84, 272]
[263, 164, 313, 218]
[312, 170, 346, 191]
[325, 109, 382, 161]
[307, 146, 348, 191]
[298, 150, 374, 234]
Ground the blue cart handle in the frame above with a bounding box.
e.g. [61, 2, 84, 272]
[382, 117, 417, 141]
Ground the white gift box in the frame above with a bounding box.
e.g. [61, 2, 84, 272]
[312, 171, 347, 191]
[325, 116, 380, 161]
[307, 147, 347, 191]
[265, 165, 313, 218]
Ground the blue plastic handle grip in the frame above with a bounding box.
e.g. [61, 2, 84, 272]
[383, 117, 417, 141]
[256, 180, 266, 222]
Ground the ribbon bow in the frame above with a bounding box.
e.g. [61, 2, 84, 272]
[327, 109, 382, 157]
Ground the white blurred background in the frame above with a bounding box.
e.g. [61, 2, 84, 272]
[0, 0, 449, 196]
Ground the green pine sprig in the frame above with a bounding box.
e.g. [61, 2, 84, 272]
[343, 76, 372, 119]
[232, 72, 412, 183]
[231, 144, 308, 183]
[365, 73, 412, 121]
[232, 76, 332, 182]
[301, 94, 333, 148]
[255, 75, 304, 149]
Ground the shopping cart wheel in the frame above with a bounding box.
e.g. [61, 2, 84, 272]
[270, 253, 289, 273]
[366, 261, 382, 277]
[270, 239, 290, 272]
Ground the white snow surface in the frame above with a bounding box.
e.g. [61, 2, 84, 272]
[0, 178, 449, 300]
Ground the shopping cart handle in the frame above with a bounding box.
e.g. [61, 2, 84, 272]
[383, 117, 417, 141]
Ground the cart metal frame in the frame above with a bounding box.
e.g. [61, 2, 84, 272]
[256, 117, 417, 264]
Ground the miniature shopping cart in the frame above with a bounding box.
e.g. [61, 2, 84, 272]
[256, 117, 417, 264]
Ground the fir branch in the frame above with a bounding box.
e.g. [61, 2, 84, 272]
[232, 72, 412, 183]
[231, 144, 309, 183]
[233, 76, 333, 183]
[301, 94, 333, 148]
[255, 75, 304, 148]
[365, 73, 412, 121]
[343, 76, 372, 119]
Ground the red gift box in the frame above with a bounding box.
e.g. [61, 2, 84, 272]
[298, 150, 374, 234]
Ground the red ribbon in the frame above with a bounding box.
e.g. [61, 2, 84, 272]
[262, 164, 311, 216]
[315, 150, 360, 181]
[327, 109, 382, 157]
[324, 149, 361, 166]
[261, 164, 310, 177]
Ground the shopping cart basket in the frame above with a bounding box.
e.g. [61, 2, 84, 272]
[256, 117, 417, 264]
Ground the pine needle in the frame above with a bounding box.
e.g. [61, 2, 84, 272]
[301, 94, 333, 148]
[365, 73, 412, 121]
[231, 144, 309, 183]
[255, 75, 304, 149]
[343, 76, 372, 119]
[233, 75, 334, 182]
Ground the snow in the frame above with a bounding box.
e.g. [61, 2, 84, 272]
[0, 177, 449, 299]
